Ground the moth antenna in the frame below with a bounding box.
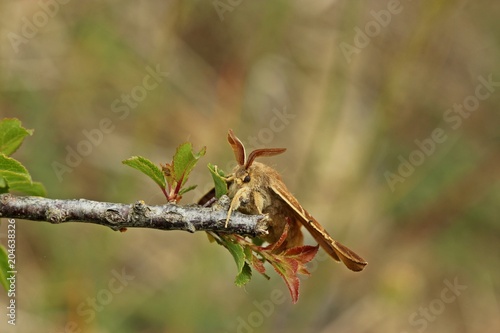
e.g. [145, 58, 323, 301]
[227, 129, 246, 166]
[246, 148, 286, 169]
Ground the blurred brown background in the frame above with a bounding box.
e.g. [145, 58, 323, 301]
[1, 0, 499, 332]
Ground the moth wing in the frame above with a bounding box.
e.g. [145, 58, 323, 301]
[269, 181, 367, 272]
[197, 188, 216, 206]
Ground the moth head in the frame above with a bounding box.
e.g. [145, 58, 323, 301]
[227, 129, 286, 185]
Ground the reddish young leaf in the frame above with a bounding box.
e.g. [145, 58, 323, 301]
[284, 245, 319, 276]
[212, 215, 320, 303]
[251, 255, 267, 275]
[270, 256, 300, 303]
[264, 239, 319, 302]
[263, 223, 289, 252]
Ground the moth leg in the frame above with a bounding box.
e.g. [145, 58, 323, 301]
[253, 191, 265, 214]
[217, 165, 235, 183]
[225, 187, 251, 227]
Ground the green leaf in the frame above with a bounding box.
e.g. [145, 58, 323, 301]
[178, 184, 197, 196]
[8, 181, 46, 196]
[0, 118, 33, 156]
[0, 154, 31, 185]
[218, 236, 253, 286]
[244, 245, 269, 279]
[0, 177, 8, 193]
[172, 143, 206, 187]
[0, 245, 9, 291]
[207, 163, 228, 198]
[235, 262, 252, 286]
[123, 143, 205, 202]
[0, 154, 46, 196]
[225, 239, 246, 274]
[122, 156, 166, 189]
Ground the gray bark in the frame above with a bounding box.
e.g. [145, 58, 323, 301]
[0, 194, 268, 236]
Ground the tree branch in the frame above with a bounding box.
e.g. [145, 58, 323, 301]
[0, 194, 268, 236]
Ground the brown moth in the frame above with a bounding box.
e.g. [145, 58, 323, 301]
[205, 129, 367, 272]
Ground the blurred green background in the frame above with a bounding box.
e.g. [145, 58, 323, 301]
[1, 1, 499, 332]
